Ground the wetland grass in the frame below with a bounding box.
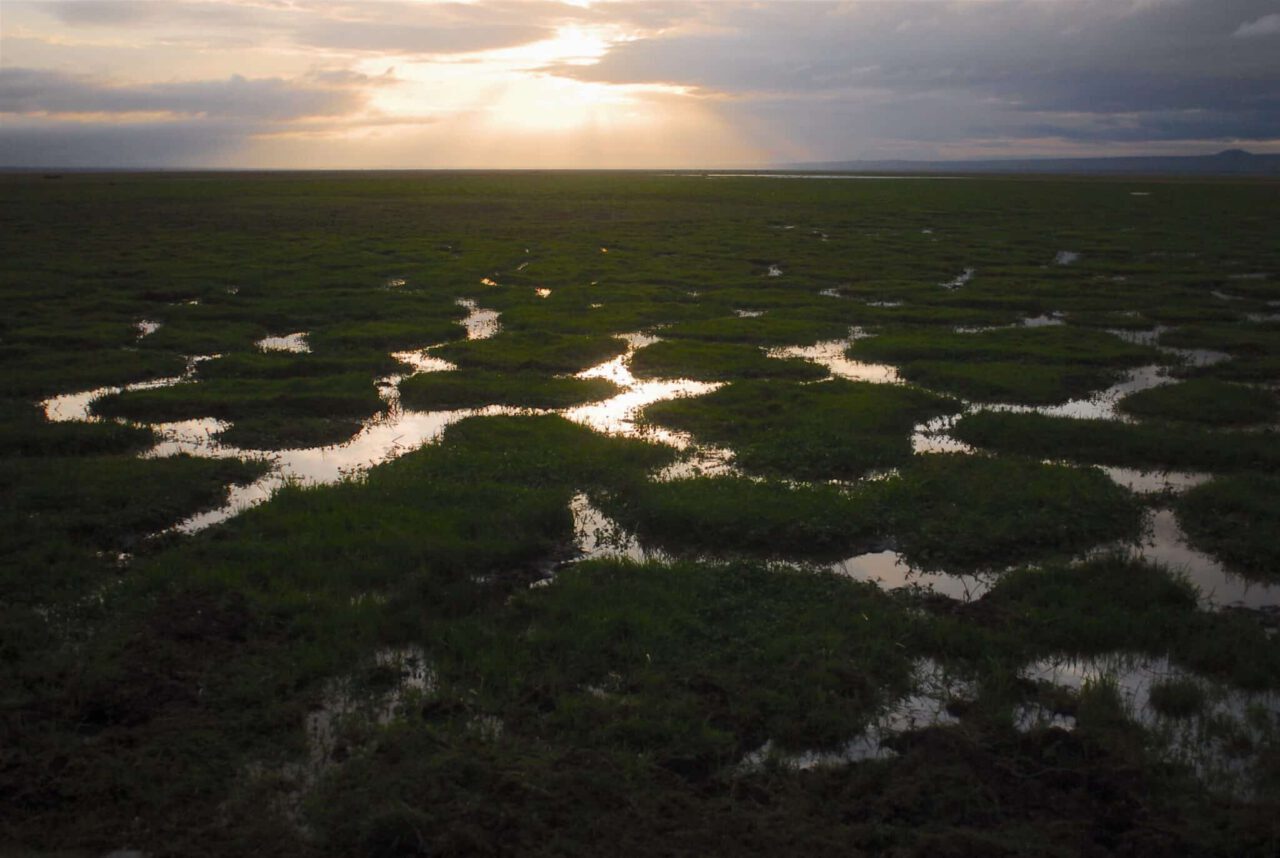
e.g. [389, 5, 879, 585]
[1177, 474, 1280, 582]
[644, 379, 958, 480]
[630, 339, 828, 381]
[1117, 379, 1280, 426]
[397, 370, 621, 410]
[953, 410, 1280, 472]
[2, 172, 1278, 856]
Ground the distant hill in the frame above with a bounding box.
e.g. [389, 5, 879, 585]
[784, 149, 1280, 176]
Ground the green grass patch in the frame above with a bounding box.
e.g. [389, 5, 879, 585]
[197, 350, 401, 380]
[0, 400, 156, 456]
[214, 414, 367, 450]
[877, 454, 1143, 571]
[471, 559, 917, 755]
[1177, 474, 1280, 581]
[0, 347, 187, 398]
[644, 379, 958, 480]
[595, 477, 878, 557]
[0, 453, 267, 553]
[433, 332, 627, 373]
[398, 370, 620, 410]
[91, 374, 385, 425]
[1117, 379, 1279, 426]
[310, 318, 465, 351]
[630, 339, 827, 381]
[898, 360, 1121, 404]
[1159, 322, 1280, 357]
[662, 314, 851, 346]
[850, 325, 1161, 367]
[953, 410, 1280, 472]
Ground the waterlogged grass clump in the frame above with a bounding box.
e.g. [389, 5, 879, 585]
[1118, 379, 1279, 426]
[666, 315, 854, 346]
[850, 325, 1159, 366]
[0, 452, 267, 594]
[1177, 474, 1280, 581]
[92, 374, 386, 449]
[897, 360, 1120, 405]
[1148, 678, 1207, 718]
[849, 325, 1161, 404]
[197, 350, 402, 380]
[876, 454, 1144, 571]
[630, 339, 827, 382]
[466, 560, 918, 757]
[596, 477, 878, 557]
[433, 331, 627, 373]
[953, 410, 1280, 472]
[149, 416, 678, 610]
[310, 317, 465, 351]
[0, 399, 155, 456]
[0, 347, 187, 398]
[398, 370, 620, 410]
[644, 379, 959, 480]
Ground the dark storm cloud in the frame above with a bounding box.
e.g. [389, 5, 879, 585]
[0, 117, 257, 167]
[0, 67, 366, 120]
[547, 0, 1280, 154]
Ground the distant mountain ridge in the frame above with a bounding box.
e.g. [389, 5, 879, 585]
[784, 149, 1280, 176]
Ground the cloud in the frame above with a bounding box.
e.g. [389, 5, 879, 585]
[295, 20, 552, 55]
[0, 115, 258, 167]
[540, 0, 1280, 157]
[1233, 13, 1280, 37]
[7, 1, 1280, 165]
[33, 0, 584, 55]
[0, 67, 367, 119]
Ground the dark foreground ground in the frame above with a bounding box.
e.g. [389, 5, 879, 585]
[2, 171, 1279, 856]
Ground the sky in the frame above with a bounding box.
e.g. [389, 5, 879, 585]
[2, 0, 1279, 168]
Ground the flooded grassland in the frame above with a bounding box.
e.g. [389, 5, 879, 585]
[2, 172, 1279, 856]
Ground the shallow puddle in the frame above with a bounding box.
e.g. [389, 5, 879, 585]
[940, 267, 974, 290]
[768, 337, 902, 384]
[910, 414, 974, 455]
[1022, 653, 1279, 795]
[736, 659, 975, 769]
[1137, 508, 1280, 610]
[42, 355, 215, 423]
[829, 549, 995, 601]
[987, 363, 1175, 422]
[241, 644, 436, 822]
[158, 329, 721, 532]
[456, 297, 500, 340]
[565, 333, 720, 441]
[257, 332, 310, 353]
[1021, 313, 1065, 328]
[135, 319, 161, 339]
[164, 405, 532, 533]
[390, 348, 456, 374]
[1099, 466, 1211, 495]
[569, 492, 664, 565]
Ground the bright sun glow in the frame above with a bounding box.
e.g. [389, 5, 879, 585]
[360, 25, 667, 134]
